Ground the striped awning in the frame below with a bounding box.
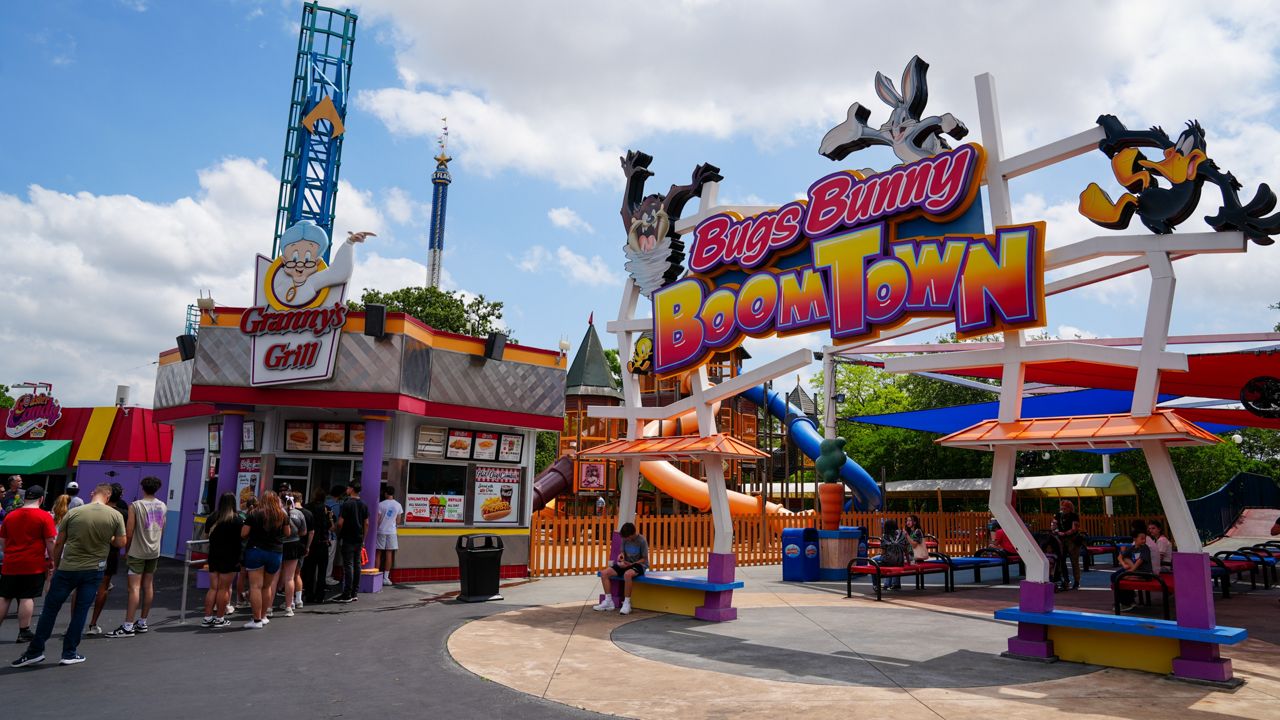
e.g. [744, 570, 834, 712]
[938, 411, 1220, 451]
[579, 434, 768, 461]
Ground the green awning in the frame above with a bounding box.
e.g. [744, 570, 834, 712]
[0, 440, 73, 474]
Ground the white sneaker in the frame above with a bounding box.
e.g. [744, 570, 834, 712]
[296, 599, 303, 609]
[226, 605, 235, 615]
[285, 607, 294, 617]
[620, 600, 633, 615]
[592, 599, 616, 612]
[262, 617, 270, 624]
[243, 620, 263, 630]
[84, 625, 103, 636]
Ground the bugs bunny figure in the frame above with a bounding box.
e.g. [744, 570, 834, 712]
[820, 55, 968, 167]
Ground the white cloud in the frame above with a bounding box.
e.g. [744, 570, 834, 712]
[0, 157, 387, 407]
[548, 207, 594, 234]
[515, 245, 551, 272]
[353, 1, 1280, 189]
[555, 246, 621, 286]
[513, 243, 620, 286]
[1055, 325, 1098, 340]
[382, 186, 419, 225]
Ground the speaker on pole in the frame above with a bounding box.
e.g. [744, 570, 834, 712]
[484, 332, 507, 361]
[364, 304, 387, 339]
[176, 334, 197, 361]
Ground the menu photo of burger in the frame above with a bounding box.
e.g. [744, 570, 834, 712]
[445, 429, 473, 459]
[285, 422, 315, 452]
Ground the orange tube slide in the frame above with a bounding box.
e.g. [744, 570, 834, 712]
[638, 406, 786, 515]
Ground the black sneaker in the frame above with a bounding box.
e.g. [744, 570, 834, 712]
[16, 629, 34, 643]
[104, 625, 135, 638]
[333, 595, 354, 604]
[134, 620, 149, 633]
[11, 652, 44, 668]
[59, 654, 85, 666]
[200, 617, 215, 628]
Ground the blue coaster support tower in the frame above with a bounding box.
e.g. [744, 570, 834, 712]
[272, 2, 358, 261]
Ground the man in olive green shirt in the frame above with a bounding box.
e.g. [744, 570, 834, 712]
[12, 483, 126, 668]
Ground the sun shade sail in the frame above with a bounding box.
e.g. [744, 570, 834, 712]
[579, 434, 768, 461]
[885, 473, 1137, 498]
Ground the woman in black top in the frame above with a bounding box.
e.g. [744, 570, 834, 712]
[202, 493, 243, 628]
[1053, 500, 1083, 590]
[240, 491, 291, 629]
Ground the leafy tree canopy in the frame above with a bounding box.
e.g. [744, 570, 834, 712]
[348, 286, 512, 341]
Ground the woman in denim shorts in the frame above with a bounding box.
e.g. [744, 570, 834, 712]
[239, 491, 291, 629]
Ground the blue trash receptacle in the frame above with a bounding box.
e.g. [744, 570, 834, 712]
[801, 528, 821, 581]
[782, 528, 805, 581]
[782, 527, 821, 581]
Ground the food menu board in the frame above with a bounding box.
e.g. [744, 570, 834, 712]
[241, 421, 261, 452]
[285, 422, 315, 452]
[405, 494, 465, 523]
[316, 422, 346, 452]
[445, 429, 474, 459]
[236, 456, 261, 511]
[208, 423, 221, 452]
[498, 434, 523, 463]
[415, 426, 446, 458]
[472, 432, 499, 461]
[348, 423, 366, 454]
[473, 465, 521, 524]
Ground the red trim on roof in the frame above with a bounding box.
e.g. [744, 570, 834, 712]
[153, 404, 218, 423]
[946, 350, 1280, 402]
[0, 407, 171, 464]
[188, 386, 562, 431]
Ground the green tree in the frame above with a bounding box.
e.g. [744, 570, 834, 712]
[348, 286, 510, 339]
[0, 384, 13, 409]
[603, 348, 623, 387]
[534, 431, 561, 473]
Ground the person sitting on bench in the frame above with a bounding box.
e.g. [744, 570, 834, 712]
[989, 520, 1017, 554]
[593, 522, 648, 615]
[1116, 526, 1152, 612]
[1145, 519, 1173, 573]
[879, 519, 910, 591]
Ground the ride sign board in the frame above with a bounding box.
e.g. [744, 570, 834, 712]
[651, 143, 1047, 375]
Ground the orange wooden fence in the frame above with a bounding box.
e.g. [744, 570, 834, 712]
[528, 511, 1158, 578]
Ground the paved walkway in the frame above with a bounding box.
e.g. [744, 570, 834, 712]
[448, 564, 1280, 719]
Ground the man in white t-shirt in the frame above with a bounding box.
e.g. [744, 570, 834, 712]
[376, 485, 403, 585]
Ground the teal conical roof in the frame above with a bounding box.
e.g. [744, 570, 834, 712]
[565, 320, 622, 399]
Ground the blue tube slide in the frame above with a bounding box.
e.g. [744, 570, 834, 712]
[741, 386, 883, 511]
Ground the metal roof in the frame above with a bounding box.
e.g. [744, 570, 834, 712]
[565, 321, 622, 399]
[578, 434, 769, 461]
[937, 411, 1221, 451]
[885, 472, 1138, 498]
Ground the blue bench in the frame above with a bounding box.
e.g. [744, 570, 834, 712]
[994, 607, 1248, 645]
[599, 571, 744, 619]
[995, 606, 1246, 677]
[597, 571, 744, 592]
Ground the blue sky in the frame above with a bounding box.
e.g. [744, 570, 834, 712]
[3, 1, 1280, 406]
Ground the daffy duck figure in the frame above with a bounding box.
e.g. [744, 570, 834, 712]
[1079, 114, 1279, 245]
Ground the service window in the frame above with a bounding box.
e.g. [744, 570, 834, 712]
[405, 462, 467, 524]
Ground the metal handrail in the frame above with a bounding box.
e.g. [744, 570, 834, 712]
[179, 538, 210, 624]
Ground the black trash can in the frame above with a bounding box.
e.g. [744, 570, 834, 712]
[456, 534, 505, 602]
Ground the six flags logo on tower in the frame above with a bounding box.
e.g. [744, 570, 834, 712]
[651, 143, 1047, 375]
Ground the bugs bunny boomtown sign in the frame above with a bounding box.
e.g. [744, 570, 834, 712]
[648, 57, 1048, 376]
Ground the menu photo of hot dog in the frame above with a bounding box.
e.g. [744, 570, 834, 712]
[285, 422, 315, 451]
[473, 466, 521, 524]
[445, 429, 473, 459]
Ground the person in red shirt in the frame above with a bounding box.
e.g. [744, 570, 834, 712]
[0, 485, 57, 642]
[989, 520, 1018, 555]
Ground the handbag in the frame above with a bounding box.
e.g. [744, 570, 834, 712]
[912, 532, 930, 561]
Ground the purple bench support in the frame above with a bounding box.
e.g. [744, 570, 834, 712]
[1170, 552, 1234, 684]
[695, 552, 738, 622]
[1006, 580, 1056, 659]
